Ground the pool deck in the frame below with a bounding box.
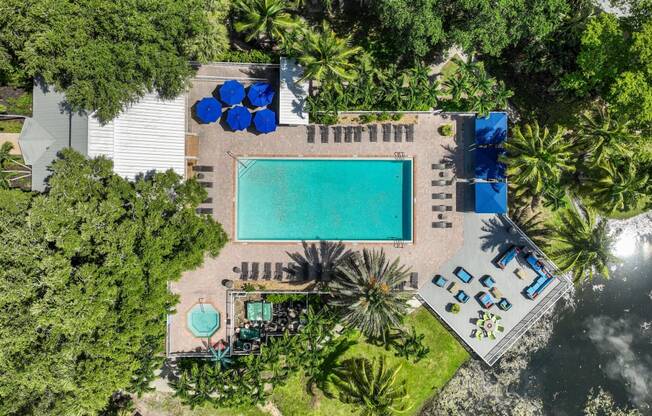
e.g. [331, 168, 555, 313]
[168, 64, 571, 365]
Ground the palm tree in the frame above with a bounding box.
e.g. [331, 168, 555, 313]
[575, 104, 636, 166]
[332, 357, 410, 416]
[501, 122, 575, 200]
[584, 159, 650, 213]
[233, 0, 300, 44]
[551, 206, 616, 283]
[329, 249, 409, 342]
[509, 205, 552, 248]
[297, 22, 362, 85]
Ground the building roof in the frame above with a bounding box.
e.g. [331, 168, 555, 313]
[475, 182, 508, 213]
[475, 112, 507, 145]
[86, 93, 186, 180]
[278, 57, 309, 125]
[18, 84, 88, 191]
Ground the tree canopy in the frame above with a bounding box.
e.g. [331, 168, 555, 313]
[0, 0, 222, 122]
[0, 149, 228, 415]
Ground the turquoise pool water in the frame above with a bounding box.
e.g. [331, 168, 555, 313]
[187, 304, 220, 338]
[236, 158, 412, 241]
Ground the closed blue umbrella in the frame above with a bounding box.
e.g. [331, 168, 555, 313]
[226, 106, 252, 131]
[247, 82, 275, 107]
[253, 109, 276, 133]
[195, 97, 222, 123]
[219, 80, 245, 105]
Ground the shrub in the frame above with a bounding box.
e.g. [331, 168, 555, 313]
[391, 112, 403, 121]
[439, 123, 453, 136]
[0, 104, 6, 114]
[359, 113, 377, 124]
[377, 111, 391, 121]
[312, 111, 339, 125]
[265, 293, 305, 303]
[450, 303, 461, 314]
[243, 283, 256, 292]
[215, 49, 276, 64]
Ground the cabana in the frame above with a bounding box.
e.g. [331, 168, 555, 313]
[219, 80, 245, 106]
[474, 182, 507, 214]
[475, 112, 507, 146]
[474, 147, 506, 180]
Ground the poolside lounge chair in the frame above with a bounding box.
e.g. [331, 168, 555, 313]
[250, 262, 259, 280]
[432, 221, 453, 228]
[334, 126, 343, 143]
[454, 267, 474, 283]
[433, 275, 448, 287]
[410, 272, 418, 289]
[263, 262, 272, 280]
[202, 197, 213, 203]
[307, 125, 315, 143]
[432, 163, 447, 170]
[405, 124, 414, 142]
[285, 262, 296, 281]
[369, 125, 378, 142]
[354, 126, 363, 142]
[455, 290, 470, 303]
[478, 292, 494, 309]
[274, 262, 283, 280]
[198, 181, 213, 188]
[240, 262, 249, 280]
[432, 205, 453, 212]
[480, 275, 496, 288]
[382, 124, 392, 142]
[447, 281, 460, 293]
[345, 126, 353, 142]
[394, 124, 403, 142]
[193, 165, 214, 172]
[320, 125, 329, 143]
[432, 193, 451, 200]
[196, 207, 213, 215]
[432, 179, 452, 186]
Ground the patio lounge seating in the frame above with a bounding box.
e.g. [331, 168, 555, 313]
[250, 262, 259, 280]
[480, 275, 496, 288]
[345, 126, 353, 142]
[274, 262, 283, 280]
[498, 298, 512, 311]
[320, 125, 329, 143]
[433, 275, 448, 287]
[405, 124, 414, 142]
[382, 124, 392, 142]
[240, 262, 249, 280]
[369, 125, 378, 142]
[354, 126, 363, 142]
[307, 125, 315, 143]
[263, 262, 272, 280]
[410, 272, 419, 289]
[334, 126, 343, 142]
[455, 290, 470, 303]
[432, 205, 453, 212]
[496, 245, 521, 269]
[432, 221, 453, 228]
[432, 193, 453, 199]
[454, 267, 474, 283]
[478, 292, 494, 309]
[432, 179, 451, 186]
[394, 124, 403, 142]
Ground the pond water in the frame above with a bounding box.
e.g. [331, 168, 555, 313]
[523, 228, 652, 414]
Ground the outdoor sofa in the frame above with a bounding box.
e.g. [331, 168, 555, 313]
[454, 267, 474, 283]
[455, 290, 470, 303]
[496, 245, 521, 269]
[524, 254, 555, 299]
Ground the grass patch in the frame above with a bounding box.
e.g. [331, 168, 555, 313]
[271, 307, 469, 416]
[0, 120, 23, 133]
[5, 92, 32, 115]
[136, 392, 267, 416]
[440, 54, 461, 81]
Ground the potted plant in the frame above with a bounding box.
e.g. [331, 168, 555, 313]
[449, 303, 461, 314]
[439, 123, 453, 136]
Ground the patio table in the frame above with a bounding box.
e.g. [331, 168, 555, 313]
[491, 287, 503, 299]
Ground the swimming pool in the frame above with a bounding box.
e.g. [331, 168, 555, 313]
[236, 158, 413, 241]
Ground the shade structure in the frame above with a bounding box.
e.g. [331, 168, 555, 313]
[253, 108, 276, 133]
[475, 112, 508, 145]
[247, 82, 275, 107]
[195, 97, 222, 123]
[219, 80, 245, 106]
[226, 105, 252, 131]
[474, 147, 506, 180]
[475, 182, 507, 214]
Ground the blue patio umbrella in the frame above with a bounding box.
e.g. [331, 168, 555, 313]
[247, 82, 275, 107]
[195, 97, 222, 123]
[219, 80, 245, 106]
[226, 106, 252, 131]
[253, 109, 276, 133]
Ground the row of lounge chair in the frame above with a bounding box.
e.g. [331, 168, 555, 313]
[238, 262, 297, 282]
[307, 123, 415, 144]
[431, 162, 454, 228]
[195, 165, 215, 215]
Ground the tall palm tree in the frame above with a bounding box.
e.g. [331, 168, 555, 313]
[233, 0, 300, 44]
[332, 357, 410, 416]
[509, 205, 552, 248]
[551, 206, 616, 283]
[576, 104, 636, 166]
[329, 249, 409, 342]
[584, 159, 650, 213]
[297, 22, 362, 85]
[501, 122, 575, 199]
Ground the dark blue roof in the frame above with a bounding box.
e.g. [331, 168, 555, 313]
[475, 182, 507, 213]
[195, 97, 222, 123]
[474, 147, 506, 180]
[253, 108, 276, 133]
[226, 106, 252, 131]
[247, 82, 275, 107]
[475, 112, 508, 145]
[219, 80, 245, 106]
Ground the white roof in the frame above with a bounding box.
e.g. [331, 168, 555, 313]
[278, 57, 309, 125]
[87, 93, 186, 179]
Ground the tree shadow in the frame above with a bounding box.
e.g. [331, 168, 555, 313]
[479, 215, 522, 254]
[286, 241, 354, 284]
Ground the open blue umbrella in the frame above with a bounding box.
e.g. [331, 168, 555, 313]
[247, 82, 275, 107]
[195, 97, 222, 123]
[219, 80, 245, 106]
[253, 109, 276, 133]
[226, 106, 252, 131]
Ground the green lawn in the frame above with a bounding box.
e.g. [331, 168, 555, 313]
[0, 120, 23, 133]
[271, 307, 469, 416]
[136, 393, 267, 416]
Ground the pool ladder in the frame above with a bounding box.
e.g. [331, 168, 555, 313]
[394, 152, 406, 160]
[393, 239, 405, 248]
